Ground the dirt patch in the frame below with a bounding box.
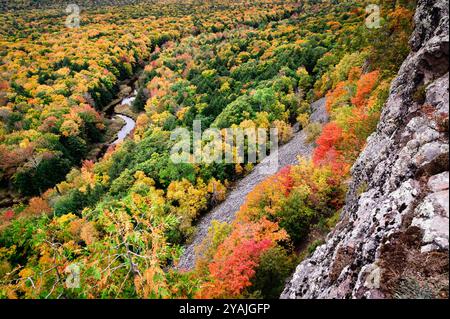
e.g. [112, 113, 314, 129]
[378, 226, 449, 298]
[329, 245, 356, 283]
[104, 116, 127, 144]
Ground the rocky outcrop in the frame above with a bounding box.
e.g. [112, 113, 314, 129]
[282, 0, 449, 299]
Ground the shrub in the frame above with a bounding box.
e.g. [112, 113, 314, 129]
[272, 120, 293, 144]
[276, 190, 316, 245]
[305, 122, 322, 143]
[109, 169, 135, 196]
[394, 278, 435, 299]
[53, 185, 103, 216]
[247, 246, 296, 299]
[194, 221, 232, 275]
[297, 113, 310, 130]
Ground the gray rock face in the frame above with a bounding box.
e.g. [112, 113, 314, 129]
[282, 0, 449, 299]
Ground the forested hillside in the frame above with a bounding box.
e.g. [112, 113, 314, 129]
[0, 0, 421, 299]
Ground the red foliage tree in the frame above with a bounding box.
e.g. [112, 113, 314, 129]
[312, 123, 348, 174]
[205, 239, 272, 298]
[196, 219, 287, 299]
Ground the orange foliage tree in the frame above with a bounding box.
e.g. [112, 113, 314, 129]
[351, 70, 380, 108]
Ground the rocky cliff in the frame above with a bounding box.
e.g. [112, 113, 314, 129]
[282, 0, 449, 299]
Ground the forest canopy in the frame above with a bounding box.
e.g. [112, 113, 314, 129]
[0, 0, 417, 299]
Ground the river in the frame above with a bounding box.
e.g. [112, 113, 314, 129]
[111, 91, 137, 145]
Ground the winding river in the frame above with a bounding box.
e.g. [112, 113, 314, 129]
[111, 90, 137, 145]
